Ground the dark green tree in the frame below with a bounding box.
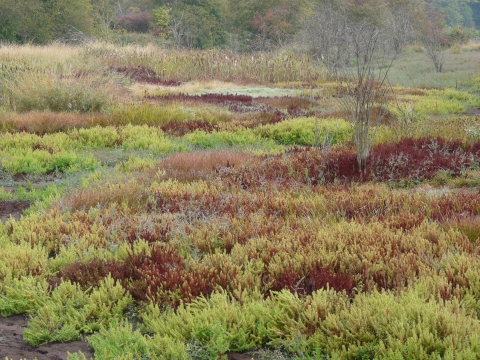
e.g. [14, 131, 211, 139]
[43, 0, 94, 39]
[224, 0, 309, 50]
[430, 0, 477, 27]
[470, 1, 480, 28]
[0, 0, 51, 43]
[154, 0, 227, 48]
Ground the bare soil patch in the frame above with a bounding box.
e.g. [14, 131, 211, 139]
[227, 352, 256, 360]
[0, 201, 31, 223]
[0, 315, 94, 360]
[0, 315, 259, 360]
[466, 107, 480, 116]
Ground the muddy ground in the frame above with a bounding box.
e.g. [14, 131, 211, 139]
[0, 314, 259, 359]
[0, 200, 31, 224]
[0, 315, 94, 360]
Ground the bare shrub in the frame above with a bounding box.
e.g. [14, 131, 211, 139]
[419, 5, 448, 72]
[338, 20, 400, 172]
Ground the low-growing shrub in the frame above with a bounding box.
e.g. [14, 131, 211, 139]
[255, 117, 353, 146]
[23, 276, 133, 345]
[110, 103, 223, 127]
[87, 321, 187, 360]
[0, 276, 50, 316]
[115, 156, 157, 172]
[73, 126, 120, 148]
[0, 111, 111, 134]
[62, 179, 146, 212]
[161, 119, 219, 137]
[141, 286, 480, 357]
[114, 66, 183, 86]
[120, 124, 178, 154]
[54, 259, 124, 290]
[309, 285, 480, 358]
[182, 129, 266, 149]
[0, 242, 47, 285]
[413, 97, 466, 116]
[158, 150, 249, 181]
[1, 149, 98, 174]
[223, 137, 480, 186]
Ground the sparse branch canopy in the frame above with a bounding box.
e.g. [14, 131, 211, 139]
[418, 4, 448, 73]
[306, 0, 403, 172]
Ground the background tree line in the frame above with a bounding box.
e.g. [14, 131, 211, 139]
[0, 0, 479, 49]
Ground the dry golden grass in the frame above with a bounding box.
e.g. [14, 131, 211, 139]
[0, 111, 112, 133]
[460, 39, 480, 52]
[84, 41, 160, 59]
[2, 66, 129, 113]
[0, 42, 80, 63]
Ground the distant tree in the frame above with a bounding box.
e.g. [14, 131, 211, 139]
[297, 1, 350, 73]
[0, 0, 51, 43]
[250, 7, 295, 51]
[470, 2, 480, 28]
[419, 4, 447, 72]
[117, 11, 152, 32]
[92, 0, 123, 39]
[298, 0, 417, 72]
[224, 0, 308, 51]
[153, 6, 172, 38]
[300, 0, 403, 172]
[430, 0, 476, 28]
[44, 0, 94, 40]
[154, 0, 226, 48]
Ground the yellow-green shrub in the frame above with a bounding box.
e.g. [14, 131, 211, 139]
[73, 126, 120, 148]
[0, 131, 73, 152]
[115, 156, 157, 172]
[23, 276, 133, 345]
[142, 286, 480, 357]
[0, 276, 50, 316]
[87, 321, 187, 360]
[182, 129, 262, 149]
[112, 103, 231, 126]
[142, 290, 273, 354]
[413, 98, 466, 116]
[1, 149, 98, 174]
[432, 88, 478, 105]
[120, 124, 178, 153]
[0, 187, 13, 201]
[313, 285, 480, 358]
[0, 242, 48, 285]
[255, 118, 353, 146]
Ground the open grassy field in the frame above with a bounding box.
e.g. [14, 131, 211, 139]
[1, 41, 480, 359]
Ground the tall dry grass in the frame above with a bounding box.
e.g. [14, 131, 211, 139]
[1, 66, 126, 113]
[85, 42, 322, 83]
[0, 111, 112, 133]
[0, 42, 81, 64]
